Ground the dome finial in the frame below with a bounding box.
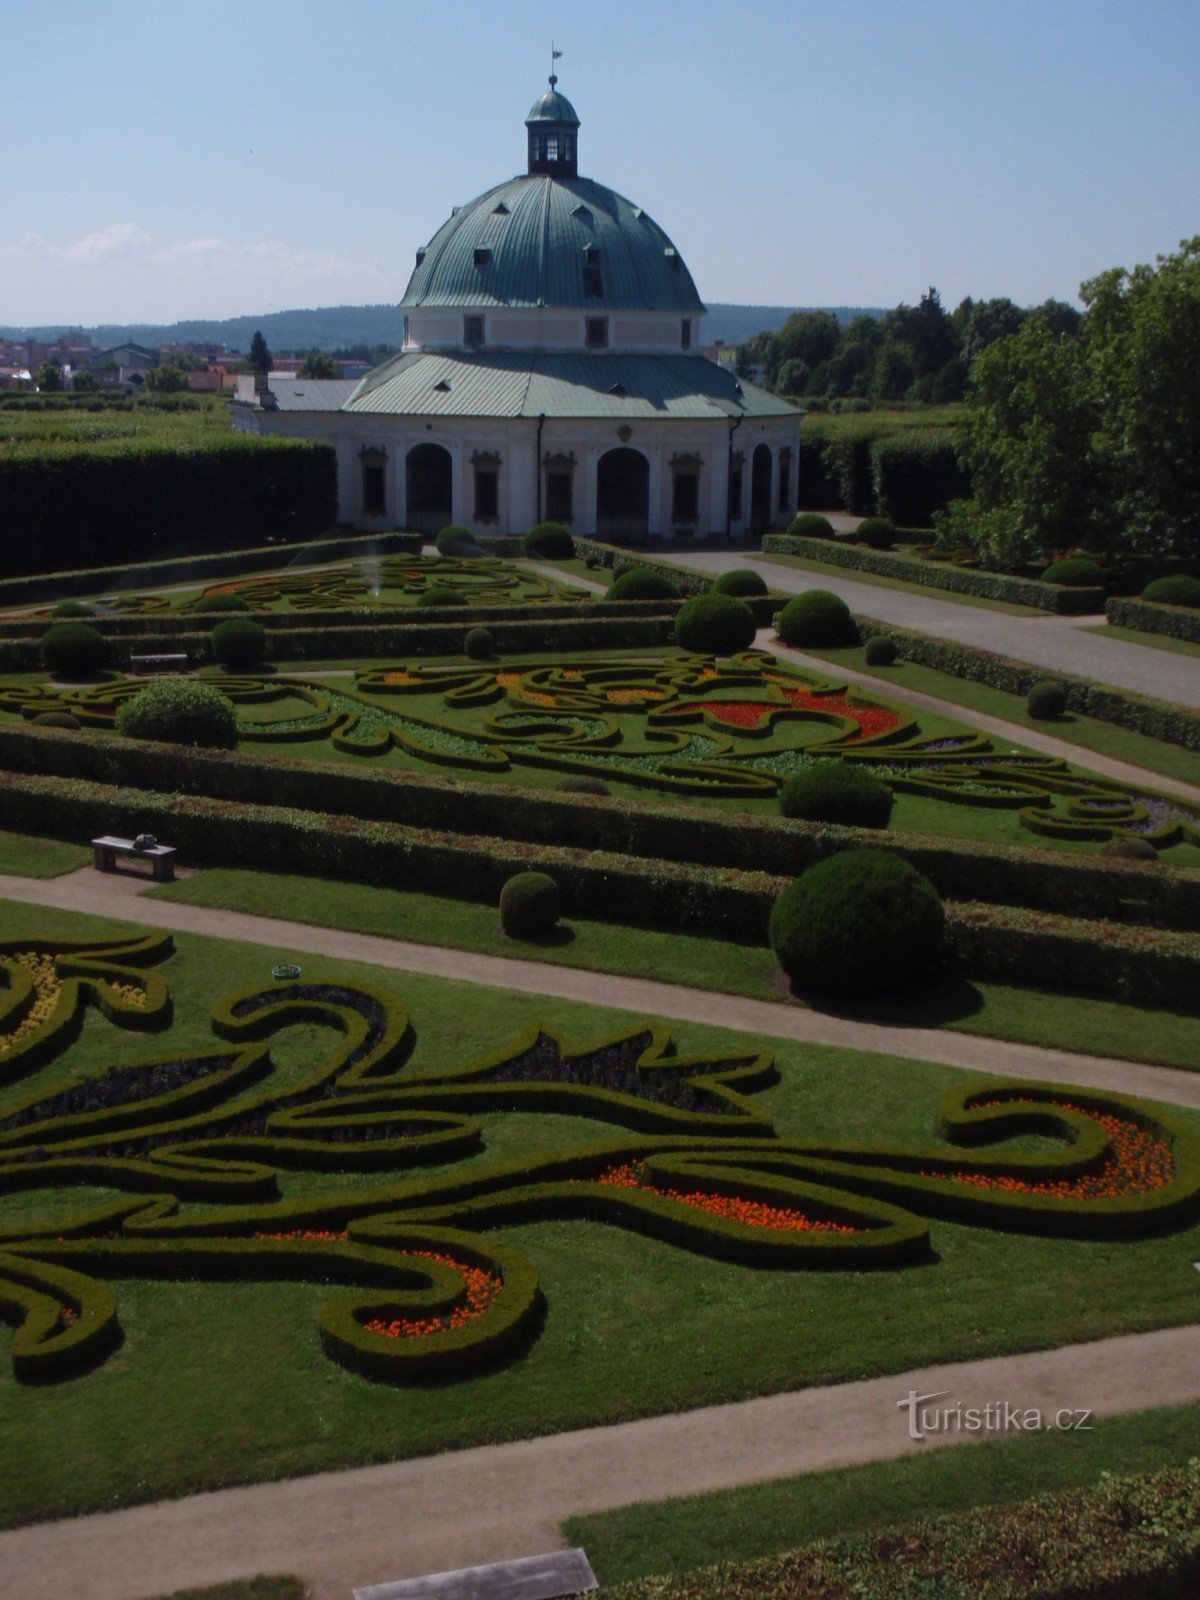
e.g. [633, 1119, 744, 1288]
[549, 41, 562, 90]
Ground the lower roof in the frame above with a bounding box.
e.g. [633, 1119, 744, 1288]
[342, 350, 797, 422]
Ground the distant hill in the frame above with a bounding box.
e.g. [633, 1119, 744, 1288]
[0, 302, 882, 354]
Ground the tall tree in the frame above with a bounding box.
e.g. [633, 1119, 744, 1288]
[297, 350, 339, 378]
[248, 329, 271, 373]
[35, 360, 64, 392]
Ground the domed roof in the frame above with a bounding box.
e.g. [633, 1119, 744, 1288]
[526, 88, 579, 125]
[400, 174, 705, 314]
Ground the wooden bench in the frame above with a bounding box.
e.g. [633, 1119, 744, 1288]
[92, 835, 178, 882]
[130, 652, 188, 675]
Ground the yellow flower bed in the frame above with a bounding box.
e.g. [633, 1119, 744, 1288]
[0, 952, 145, 1055]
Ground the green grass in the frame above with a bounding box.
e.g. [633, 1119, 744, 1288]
[758, 549, 1044, 615]
[800, 640, 1200, 791]
[146, 865, 1200, 1071]
[565, 1399, 1200, 1586]
[1079, 622, 1200, 661]
[799, 404, 965, 442]
[0, 828, 91, 877]
[0, 394, 235, 459]
[2, 897, 1199, 1528]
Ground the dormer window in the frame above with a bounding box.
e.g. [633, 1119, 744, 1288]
[473, 246, 491, 268]
[664, 246, 680, 271]
[464, 316, 484, 346]
[586, 318, 609, 349]
[583, 246, 603, 299]
[493, 202, 510, 215]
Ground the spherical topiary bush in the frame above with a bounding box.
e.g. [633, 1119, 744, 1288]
[523, 522, 575, 559]
[115, 678, 238, 749]
[50, 599, 96, 618]
[40, 623, 107, 677]
[779, 760, 894, 829]
[768, 849, 945, 997]
[417, 586, 462, 608]
[211, 617, 267, 668]
[1099, 836, 1159, 862]
[499, 871, 561, 937]
[558, 775, 610, 796]
[674, 593, 758, 654]
[1026, 679, 1069, 719]
[1142, 574, 1200, 608]
[435, 524, 479, 557]
[776, 589, 854, 647]
[1042, 557, 1105, 588]
[32, 711, 81, 730]
[464, 626, 495, 660]
[711, 568, 769, 598]
[194, 593, 251, 614]
[787, 513, 836, 540]
[607, 567, 680, 602]
[864, 635, 898, 667]
[857, 517, 897, 551]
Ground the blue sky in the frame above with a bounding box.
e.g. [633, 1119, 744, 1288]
[5, 0, 1198, 325]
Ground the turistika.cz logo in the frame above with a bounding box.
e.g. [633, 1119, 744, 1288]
[898, 1389, 1094, 1442]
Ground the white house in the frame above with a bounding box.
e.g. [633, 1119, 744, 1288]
[234, 79, 801, 542]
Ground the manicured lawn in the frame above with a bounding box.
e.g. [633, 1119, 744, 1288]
[2, 899, 1198, 1528]
[565, 1398, 1200, 1585]
[800, 639, 1200, 790]
[801, 404, 965, 442]
[0, 829, 90, 878]
[147, 865, 1200, 1071]
[758, 548, 1042, 616]
[1079, 622, 1200, 662]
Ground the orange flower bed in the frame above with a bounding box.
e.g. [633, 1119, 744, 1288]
[606, 688, 666, 704]
[595, 1163, 858, 1233]
[256, 1228, 348, 1241]
[381, 670, 417, 685]
[363, 1250, 501, 1341]
[926, 1102, 1175, 1200]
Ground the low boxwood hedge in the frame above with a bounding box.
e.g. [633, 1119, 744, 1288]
[1107, 594, 1200, 645]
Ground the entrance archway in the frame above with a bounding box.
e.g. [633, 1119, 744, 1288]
[750, 444, 773, 535]
[406, 443, 453, 537]
[596, 447, 649, 542]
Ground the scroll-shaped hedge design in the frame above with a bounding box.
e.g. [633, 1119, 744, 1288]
[1, 938, 1198, 1385]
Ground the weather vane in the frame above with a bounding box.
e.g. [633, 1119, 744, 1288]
[550, 41, 563, 88]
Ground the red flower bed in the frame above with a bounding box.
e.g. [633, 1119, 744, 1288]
[660, 685, 901, 741]
[595, 1162, 859, 1233]
[363, 1251, 501, 1341]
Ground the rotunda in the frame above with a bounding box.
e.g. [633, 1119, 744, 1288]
[236, 80, 800, 541]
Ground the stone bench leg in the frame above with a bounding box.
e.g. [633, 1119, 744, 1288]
[94, 846, 114, 872]
[152, 856, 175, 883]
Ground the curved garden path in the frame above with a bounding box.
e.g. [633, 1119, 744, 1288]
[0, 1324, 1196, 1600]
[2, 868, 1198, 1112]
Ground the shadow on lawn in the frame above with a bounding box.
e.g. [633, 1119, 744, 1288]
[777, 968, 989, 1029]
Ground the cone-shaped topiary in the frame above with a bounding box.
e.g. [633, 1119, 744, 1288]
[40, 623, 107, 677]
[417, 585, 462, 608]
[674, 593, 758, 654]
[864, 635, 898, 666]
[787, 513, 836, 539]
[776, 589, 854, 647]
[1043, 557, 1104, 587]
[1142, 574, 1200, 608]
[465, 626, 495, 659]
[769, 849, 944, 997]
[194, 593, 251, 614]
[608, 567, 680, 601]
[711, 568, 769, 598]
[211, 617, 267, 667]
[50, 600, 96, 618]
[523, 522, 574, 558]
[499, 871, 561, 937]
[116, 678, 238, 749]
[857, 517, 897, 550]
[780, 760, 894, 829]
[1027, 679, 1068, 719]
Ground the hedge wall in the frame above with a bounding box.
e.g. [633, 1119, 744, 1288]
[870, 432, 970, 528]
[2, 722, 1196, 931]
[571, 540, 786, 611]
[0, 768, 1196, 1004]
[1107, 595, 1200, 644]
[0, 531, 423, 609]
[762, 535, 1107, 614]
[852, 614, 1200, 751]
[0, 438, 339, 578]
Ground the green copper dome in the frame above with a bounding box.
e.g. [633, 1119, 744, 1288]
[526, 88, 579, 125]
[401, 174, 705, 314]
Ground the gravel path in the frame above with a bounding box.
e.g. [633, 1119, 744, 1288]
[670, 550, 1200, 708]
[1, 1325, 1196, 1600]
[3, 869, 1198, 1111]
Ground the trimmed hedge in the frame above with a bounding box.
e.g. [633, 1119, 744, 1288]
[0, 530, 423, 610]
[40, 623, 107, 676]
[855, 516, 897, 551]
[523, 522, 574, 559]
[785, 513, 836, 540]
[115, 678, 238, 749]
[762, 535, 1107, 614]
[608, 567, 681, 601]
[674, 594, 758, 654]
[0, 769, 1196, 1005]
[869, 431, 969, 527]
[499, 871, 561, 936]
[211, 617, 267, 667]
[0, 439, 338, 578]
[1043, 556, 1105, 587]
[1107, 594, 1200, 644]
[1142, 573, 1200, 607]
[779, 761, 893, 829]
[776, 590, 854, 646]
[1026, 679, 1068, 720]
[1, 720, 1196, 932]
[711, 568, 769, 598]
[464, 627, 495, 660]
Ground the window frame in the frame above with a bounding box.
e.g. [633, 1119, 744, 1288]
[463, 314, 485, 346]
[585, 316, 609, 349]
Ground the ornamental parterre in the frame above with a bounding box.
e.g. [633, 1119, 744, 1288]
[0, 934, 1197, 1384]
